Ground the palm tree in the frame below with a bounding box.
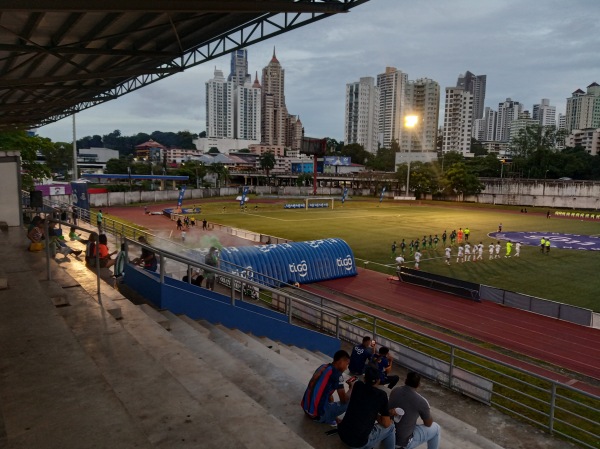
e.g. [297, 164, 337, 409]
[259, 151, 276, 182]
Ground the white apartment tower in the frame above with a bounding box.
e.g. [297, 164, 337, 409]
[456, 71, 487, 121]
[532, 98, 556, 127]
[484, 107, 498, 141]
[206, 68, 234, 139]
[442, 86, 473, 154]
[496, 98, 523, 142]
[344, 77, 380, 153]
[402, 78, 440, 152]
[565, 82, 600, 132]
[236, 73, 262, 141]
[261, 48, 288, 147]
[377, 67, 408, 148]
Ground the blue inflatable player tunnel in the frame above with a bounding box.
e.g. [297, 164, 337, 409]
[218, 238, 357, 287]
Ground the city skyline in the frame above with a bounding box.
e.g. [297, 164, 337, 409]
[37, 0, 598, 145]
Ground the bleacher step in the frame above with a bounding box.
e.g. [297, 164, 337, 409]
[137, 303, 170, 330]
[171, 317, 347, 449]
[158, 312, 319, 449]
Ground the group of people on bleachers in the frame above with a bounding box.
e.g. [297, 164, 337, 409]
[302, 335, 440, 449]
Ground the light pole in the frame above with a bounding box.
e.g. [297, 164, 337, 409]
[404, 115, 418, 196]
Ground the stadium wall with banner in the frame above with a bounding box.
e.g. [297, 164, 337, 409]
[218, 238, 357, 287]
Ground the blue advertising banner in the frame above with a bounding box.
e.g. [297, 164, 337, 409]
[379, 186, 386, 203]
[324, 156, 351, 166]
[177, 185, 186, 208]
[70, 182, 90, 211]
[240, 186, 249, 206]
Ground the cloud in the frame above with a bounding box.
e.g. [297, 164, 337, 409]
[38, 0, 600, 143]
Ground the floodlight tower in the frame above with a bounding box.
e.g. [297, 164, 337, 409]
[404, 115, 418, 196]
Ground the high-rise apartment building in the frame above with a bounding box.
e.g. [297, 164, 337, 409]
[228, 49, 251, 87]
[565, 82, 600, 131]
[456, 71, 487, 121]
[206, 51, 261, 142]
[558, 113, 566, 130]
[377, 67, 408, 148]
[496, 98, 522, 142]
[261, 49, 288, 148]
[441, 86, 473, 154]
[402, 78, 440, 152]
[236, 74, 262, 141]
[509, 111, 538, 143]
[532, 98, 556, 127]
[484, 108, 498, 142]
[344, 77, 380, 153]
[205, 68, 234, 139]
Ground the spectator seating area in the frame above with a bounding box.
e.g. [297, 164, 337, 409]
[0, 225, 566, 449]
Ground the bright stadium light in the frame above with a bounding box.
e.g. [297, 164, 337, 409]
[404, 115, 418, 128]
[404, 115, 419, 196]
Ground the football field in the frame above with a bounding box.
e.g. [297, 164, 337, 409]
[189, 198, 600, 311]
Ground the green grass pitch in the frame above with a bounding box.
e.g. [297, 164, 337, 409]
[194, 198, 600, 312]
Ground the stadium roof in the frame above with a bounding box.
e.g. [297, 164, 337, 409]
[0, 0, 369, 131]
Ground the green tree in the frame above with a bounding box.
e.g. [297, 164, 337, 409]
[0, 130, 53, 190]
[207, 162, 229, 187]
[40, 141, 73, 177]
[105, 157, 131, 174]
[409, 162, 439, 197]
[368, 141, 396, 171]
[208, 147, 220, 154]
[341, 143, 372, 165]
[470, 138, 487, 156]
[177, 161, 206, 187]
[442, 162, 484, 196]
[259, 151, 276, 179]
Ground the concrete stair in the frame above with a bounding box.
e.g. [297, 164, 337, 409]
[0, 226, 571, 449]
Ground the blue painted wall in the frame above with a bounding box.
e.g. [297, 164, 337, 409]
[123, 264, 340, 356]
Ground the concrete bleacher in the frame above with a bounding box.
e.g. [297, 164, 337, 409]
[0, 226, 572, 449]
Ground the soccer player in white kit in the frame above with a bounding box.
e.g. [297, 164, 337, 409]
[456, 245, 464, 263]
[495, 242, 501, 258]
[395, 255, 405, 267]
[488, 243, 494, 260]
[445, 246, 451, 265]
[515, 242, 521, 257]
[464, 243, 471, 262]
[414, 250, 422, 270]
[477, 242, 484, 261]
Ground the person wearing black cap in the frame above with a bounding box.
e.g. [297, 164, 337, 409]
[338, 365, 398, 449]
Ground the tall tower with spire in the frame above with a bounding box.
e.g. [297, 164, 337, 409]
[261, 48, 288, 147]
[228, 49, 251, 87]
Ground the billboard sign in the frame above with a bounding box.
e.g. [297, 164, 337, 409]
[300, 137, 327, 156]
[324, 156, 351, 166]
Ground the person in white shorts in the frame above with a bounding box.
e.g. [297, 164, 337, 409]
[494, 242, 501, 259]
[414, 251, 422, 270]
[456, 245, 464, 264]
[444, 246, 451, 265]
[488, 243, 494, 260]
[477, 242, 484, 261]
[464, 243, 471, 262]
[515, 242, 521, 257]
[395, 255, 405, 267]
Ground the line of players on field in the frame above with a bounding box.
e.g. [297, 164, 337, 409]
[391, 228, 524, 269]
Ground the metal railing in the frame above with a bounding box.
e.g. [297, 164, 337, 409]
[23, 193, 599, 448]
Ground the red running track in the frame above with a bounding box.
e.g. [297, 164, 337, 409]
[305, 268, 600, 389]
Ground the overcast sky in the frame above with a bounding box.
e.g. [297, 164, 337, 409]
[38, 0, 598, 144]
